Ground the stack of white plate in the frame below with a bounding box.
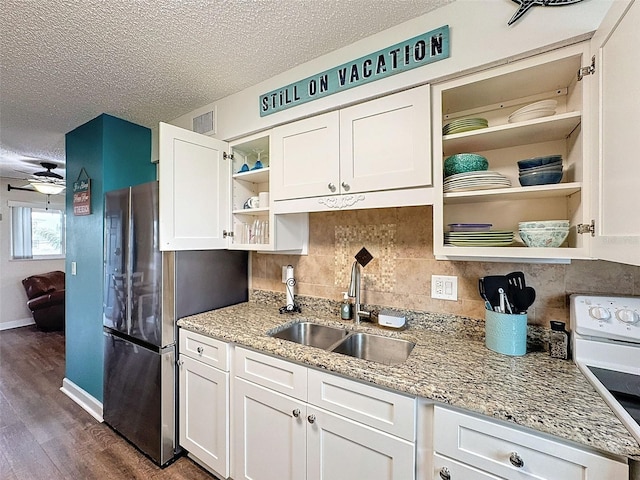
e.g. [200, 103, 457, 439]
[443, 171, 511, 192]
[443, 117, 488, 135]
[508, 99, 557, 123]
[444, 230, 514, 247]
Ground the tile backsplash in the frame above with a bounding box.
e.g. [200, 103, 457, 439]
[251, 206, 640, 327]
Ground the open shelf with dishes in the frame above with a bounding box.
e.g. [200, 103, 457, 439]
[432, 44, 592, 262]
[228, 132, 308, 253]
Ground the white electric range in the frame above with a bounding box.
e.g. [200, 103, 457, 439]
[571, 294, 640, 446]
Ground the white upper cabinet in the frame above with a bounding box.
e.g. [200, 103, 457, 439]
[159, 123, 308, 253]
[339, 86, 431, 194]
[432, 1, 640, 266]
[159, 122, 230, 251]
[271, 112, 340, 201]
[432, 46, 589, 262]
[588, 0, 640, 267]
[271, 85, 433, 212]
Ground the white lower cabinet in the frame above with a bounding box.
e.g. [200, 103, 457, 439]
[233, 377, 307, 480]
[306, 405, 414, 480]
[178, 329, 230, 478]
[233, 347, 416, 480]
[432, 406, 628, 480]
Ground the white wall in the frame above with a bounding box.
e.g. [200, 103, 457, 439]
[170, 0, 613, 141]
[0, 177, 65, 330]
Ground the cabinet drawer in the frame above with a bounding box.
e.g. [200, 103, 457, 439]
[179, 329, 229, 371]
[433, 453, 501, 480]
[433, 406, 627, 480]
[307, 369, 416, 441]
[234, 347, 307, 400]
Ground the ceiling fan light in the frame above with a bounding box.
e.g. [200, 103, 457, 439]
[29, 181, 65, 195]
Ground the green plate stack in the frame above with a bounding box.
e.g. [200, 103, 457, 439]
[443, 117, 488, 135]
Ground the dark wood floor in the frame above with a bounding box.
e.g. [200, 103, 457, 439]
[0, 326, 216, 480]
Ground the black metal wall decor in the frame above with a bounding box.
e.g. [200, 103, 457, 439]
[508, 0, 585, 25]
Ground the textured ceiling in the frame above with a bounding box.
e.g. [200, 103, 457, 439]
[0, 0, 453, 181]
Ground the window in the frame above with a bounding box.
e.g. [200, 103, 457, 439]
[10, 203, 65, 260]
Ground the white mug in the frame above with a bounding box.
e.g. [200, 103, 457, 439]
[258, 191, 269, 207]
[244, 196, 259, 209]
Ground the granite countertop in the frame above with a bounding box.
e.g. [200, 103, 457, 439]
[177, 294, 640, 461]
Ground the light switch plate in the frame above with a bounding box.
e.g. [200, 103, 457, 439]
[431, 275, 457, 301]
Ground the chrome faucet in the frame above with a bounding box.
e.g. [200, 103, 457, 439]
[348, 261, 371, 325]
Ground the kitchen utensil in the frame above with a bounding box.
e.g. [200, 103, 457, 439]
[507, 271, 526, 290]
[478, 278, 492, 310]
[480, 275, 511, 311]
[512, 286, 536, 313]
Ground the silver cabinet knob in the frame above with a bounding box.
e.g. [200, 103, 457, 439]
[327, 183, 336, 192]
[509, 452, 524, 468]
[292, 409, 300, 418]
[341, 182, 350, 191]
[307, 414, 316, 424]
[177, 359, 184, 366]
[439, 467, 451, 480]
[196, 346, 204, 354]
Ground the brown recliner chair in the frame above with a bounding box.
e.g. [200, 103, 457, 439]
[21, 271, 65, 331]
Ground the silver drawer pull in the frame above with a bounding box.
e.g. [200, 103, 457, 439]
[292, 409, 300, 418]
[439, 467, 451, 480]
[509, 452, 525, 468]
[307, 414, 316, 424]
[327, 182, 336, 192]
[341, 182, 350, 191]
[196, 346, 204, 354]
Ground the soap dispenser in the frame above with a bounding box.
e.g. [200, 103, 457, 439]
[341, 292, 352, 320]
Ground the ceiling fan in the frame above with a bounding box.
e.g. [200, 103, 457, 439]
[8, 161, 66, 195]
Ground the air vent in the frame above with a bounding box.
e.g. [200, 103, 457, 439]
[193, 110, 215, 135]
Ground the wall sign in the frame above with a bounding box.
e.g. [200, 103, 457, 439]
[259, 25, 449, 116]
[73, 168, 91, 216]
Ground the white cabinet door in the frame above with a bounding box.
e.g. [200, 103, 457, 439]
[589, 0, 640, 266]
[271, 111, 340, 201]
[340, 84, 431, 194]
[233, 377, 307, 480]
[306, 406, 415, 480]
[179, 355, 229, 478]
[158, 122, 230, 250]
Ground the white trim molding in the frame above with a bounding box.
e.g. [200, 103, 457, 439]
[60, 378, 103, 423]
[0, 317, 35, 331]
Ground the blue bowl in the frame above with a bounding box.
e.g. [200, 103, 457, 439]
[444, 153, 489, 178]
[519, 170, 563, 186]
[517, 155, 562, 170]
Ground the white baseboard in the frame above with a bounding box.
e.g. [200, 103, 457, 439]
[60, 378, 103, 423]
[0, 317, 35, 331]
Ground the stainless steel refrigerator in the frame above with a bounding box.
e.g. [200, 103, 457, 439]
[102, 181, 247, 466]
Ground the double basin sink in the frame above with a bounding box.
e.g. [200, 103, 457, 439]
[270, 322, 415, 365]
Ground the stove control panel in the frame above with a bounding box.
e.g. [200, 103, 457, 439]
[571, 294, 640, 344]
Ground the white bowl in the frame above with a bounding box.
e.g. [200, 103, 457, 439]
[518, 220, 570, 229]
[519, 229, 569, 248]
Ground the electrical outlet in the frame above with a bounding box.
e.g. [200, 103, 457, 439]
[431, 275, 458, 301]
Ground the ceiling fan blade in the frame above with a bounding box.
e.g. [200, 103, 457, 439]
[33, 170, 64, 180]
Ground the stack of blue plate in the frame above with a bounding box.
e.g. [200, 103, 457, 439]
[517, 155, 563, 186]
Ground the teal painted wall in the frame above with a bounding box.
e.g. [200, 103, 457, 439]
[65, 114, 154, 402]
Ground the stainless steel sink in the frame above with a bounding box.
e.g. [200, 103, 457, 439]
[330, 332, 415, 365]
[271, 322, 348, 349]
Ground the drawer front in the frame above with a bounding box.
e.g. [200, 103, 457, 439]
[234, 347, 307, 401]
[179, 328, 229, 371]
[433, 406, 628, 480]
[433, 453, 501, 480]
[307, 369, 416, 441]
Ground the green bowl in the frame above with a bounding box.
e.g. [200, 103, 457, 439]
[444, 153, 489, 178]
